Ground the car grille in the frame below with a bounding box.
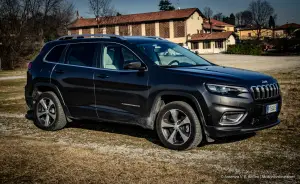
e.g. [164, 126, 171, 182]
[250, 83, 280, 100]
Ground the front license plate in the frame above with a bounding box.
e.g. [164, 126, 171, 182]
[266, 104, 278, 114]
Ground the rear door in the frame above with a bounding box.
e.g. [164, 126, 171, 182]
[51, 42, 100, 119]
[94, 42, 149, 122]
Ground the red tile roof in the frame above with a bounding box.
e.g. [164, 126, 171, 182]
[202, 23, 224, 31]
[189, 31, 234, 41]
[69, 8, 202, 29]
[204, 18, 234, 27]
[275, 23, 300, 30]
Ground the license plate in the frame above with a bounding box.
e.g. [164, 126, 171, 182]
[266, 104, 278, 114]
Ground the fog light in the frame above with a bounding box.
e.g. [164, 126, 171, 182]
[220, 112, 245, 125]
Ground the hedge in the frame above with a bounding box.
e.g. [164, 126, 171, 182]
[226, 43, 263, 55]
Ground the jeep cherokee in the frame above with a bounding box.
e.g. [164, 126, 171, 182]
[25, 34, 282, 150]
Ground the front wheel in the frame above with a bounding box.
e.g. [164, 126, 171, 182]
[156, 101, 203, 150]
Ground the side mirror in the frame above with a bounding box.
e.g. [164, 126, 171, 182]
[124, 61, 146, 71]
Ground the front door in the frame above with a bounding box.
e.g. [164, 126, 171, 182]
[94, 43, 149, 122]
[51, 42, 99, 119]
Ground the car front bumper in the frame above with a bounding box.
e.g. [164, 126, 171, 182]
[199, 90, 282, 138]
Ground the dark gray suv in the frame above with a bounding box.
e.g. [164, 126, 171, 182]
[25, 34, 282, 150]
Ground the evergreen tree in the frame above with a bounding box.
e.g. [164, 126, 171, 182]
[159, 0, 175, 11]
[268, 15, 275, 28]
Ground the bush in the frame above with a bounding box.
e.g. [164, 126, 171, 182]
[226, 43, 263, 55]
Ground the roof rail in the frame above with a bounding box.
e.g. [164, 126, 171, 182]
[145, 36, 165, 40]
[57, 34, 125, 41]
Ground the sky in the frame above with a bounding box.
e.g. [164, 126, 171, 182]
[71, 0, 300, 25]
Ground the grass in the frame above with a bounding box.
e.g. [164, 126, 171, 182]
[0, 69, 299, 183]
[0, 69, 26, 77]
[0, 79, 26, 114]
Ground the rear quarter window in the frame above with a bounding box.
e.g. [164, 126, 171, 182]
[45, 45, 67, 63]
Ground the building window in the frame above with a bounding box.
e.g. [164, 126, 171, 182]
[203, 41, 211, 49]
[145, 23, 155, 36]
[191, 42, 199, 50]
[174, 20, 185, 38]
[215, 40, 224, 48]
[70, 29, 78, 35]
[119, 25, 129, 36]
[82, 28, 90, 34]
[106, 26, 115, 34]
[159, 21, 170, 38]
[178, 43, 184, 46]
[95, 27, 104, 34]
[132, 24, 142, 36]
[248, 33, 251, 37]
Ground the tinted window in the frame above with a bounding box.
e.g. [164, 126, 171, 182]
[102, 44, 140, 70]
[122, 48, 139, 63]
[45, 45, 66, 62]
[66, 43, 97, 67]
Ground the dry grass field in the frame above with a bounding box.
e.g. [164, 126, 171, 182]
[0, 58, 299, 184]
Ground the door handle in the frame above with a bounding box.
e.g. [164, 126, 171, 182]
[97, 74, 109, 79]
[55, 69, 64, 74]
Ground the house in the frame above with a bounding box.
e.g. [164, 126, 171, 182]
[202, 18, 235, 33]
[68, 8, 236, 54]
[274, 23, 300, 38]
[187, 32, 236, 54]
[237, 27, 273, 40]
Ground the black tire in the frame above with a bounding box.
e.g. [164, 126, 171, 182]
[156, 101, 203, 150]
[33, 91, 67, 131]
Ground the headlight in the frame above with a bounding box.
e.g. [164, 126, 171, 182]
[206, 84, 248, 95]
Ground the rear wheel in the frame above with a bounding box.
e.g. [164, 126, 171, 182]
[156, 101, 203, 150]
[33, 91, 67, 131]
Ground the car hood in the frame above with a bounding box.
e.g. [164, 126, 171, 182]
[168, 66, 277, 86]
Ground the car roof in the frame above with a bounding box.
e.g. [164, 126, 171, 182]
[47, 35, 169, 46]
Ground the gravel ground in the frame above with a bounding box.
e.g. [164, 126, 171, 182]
[0, 76, 26, 81]
[0, 56, 300, 183]
[201, 54, 300, 72]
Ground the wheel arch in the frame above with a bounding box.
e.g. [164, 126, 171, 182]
[33, 82, 71, 118]
[146, 91, 207, 130]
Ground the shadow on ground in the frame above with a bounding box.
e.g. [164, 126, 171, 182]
[26, 110, 257, 148]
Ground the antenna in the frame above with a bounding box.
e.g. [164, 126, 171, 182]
[176, 0, 180, 10]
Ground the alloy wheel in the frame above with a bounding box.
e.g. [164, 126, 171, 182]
[36, 98, 56, 127]
[161, 109, 192, 145]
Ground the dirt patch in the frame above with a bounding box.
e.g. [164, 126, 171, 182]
[202, 54, 300, 72]
[0, 59, 300, 183]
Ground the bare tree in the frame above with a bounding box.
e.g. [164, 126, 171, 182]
[241, 10, 253, 25]
[0, 0, 74, 69]
[235, 12, 242, 26]
[203, 7, 213, 18]
[213, 13, 223, 21]
[248, 0, 274, 39]
[88, 0, 116, 31]
[88, 0, 115, 18]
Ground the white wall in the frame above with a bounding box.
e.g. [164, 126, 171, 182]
[190, 40, 227, 54]
[186, 11, 203, 36]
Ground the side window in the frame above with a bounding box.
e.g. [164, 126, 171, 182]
[45, 45, 66, 62]
[102, 44, 140, 70]
[102, 45, 122, 70]
[122, 47, 139, 63]
[66, 43, 97, 67]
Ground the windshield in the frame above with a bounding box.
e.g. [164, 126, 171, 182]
[137, 42, 212, 67]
